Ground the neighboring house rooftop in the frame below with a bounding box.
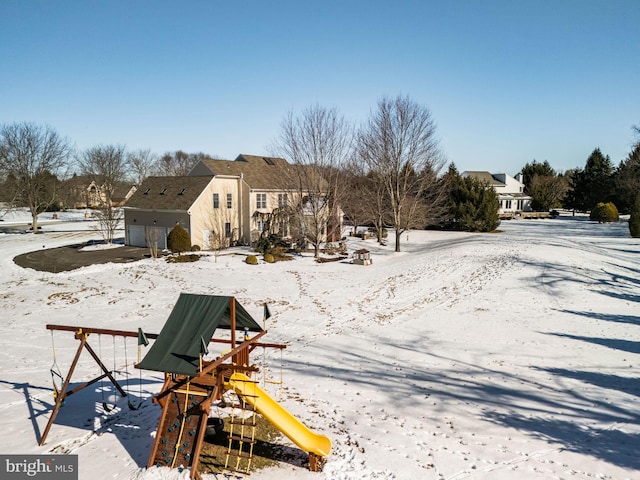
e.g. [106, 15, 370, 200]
[125, 176, 214, 210]
[462, 171, 505, 188]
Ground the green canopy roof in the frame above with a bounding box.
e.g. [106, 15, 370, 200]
[137, 293, 263, 376]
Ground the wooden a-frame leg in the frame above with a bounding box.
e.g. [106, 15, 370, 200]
[83, 341, 127, 397]
[39, 335, 87, 446]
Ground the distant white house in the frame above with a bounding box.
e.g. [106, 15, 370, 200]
[462, 171, 532, 214]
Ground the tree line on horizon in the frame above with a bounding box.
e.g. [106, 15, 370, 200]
[1, 98, 639, 249]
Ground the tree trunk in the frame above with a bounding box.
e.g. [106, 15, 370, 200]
[395, 231, 401, 252]
[31, 210, 40, 234]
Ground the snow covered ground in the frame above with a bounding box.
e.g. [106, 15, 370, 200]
[0, 210, 638, 480]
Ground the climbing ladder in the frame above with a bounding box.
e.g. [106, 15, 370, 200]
[224, 381, 259, 475]
[148, 378, 216, 479]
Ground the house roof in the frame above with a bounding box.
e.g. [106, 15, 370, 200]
[125, 176, 214, 210]
[111, 182, 137, 200]
[62, 174, 95, 188]
[462, 171, 505, 187]
[194, 154, 300, 190]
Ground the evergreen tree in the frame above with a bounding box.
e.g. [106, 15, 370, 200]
[629, 195, 640, 238]
[439, 163, 464, 229]
[167, 224, 191, 254]
[566, 148, 614, 211]
[612, 144, 640, 213]
[447, 173, 500, 232]
[520, 160, 556, 193]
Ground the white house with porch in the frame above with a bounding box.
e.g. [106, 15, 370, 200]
[462, 171, 532, 214]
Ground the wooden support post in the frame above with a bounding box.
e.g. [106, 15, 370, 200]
[308, 452, 325, 472]
[39, 334, 87, 446]
[230, 297, 236, 350]
[189, 386, 217, 479]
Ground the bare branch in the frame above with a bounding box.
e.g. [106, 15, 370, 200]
[0, 122, 72, 230]
[271, 105, 353, 258]
[356, 96, 446, 251]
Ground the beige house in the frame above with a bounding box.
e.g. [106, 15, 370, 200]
[60, 175, 137, 209]
[124, 176, 217, 250]
[124, 154, 341, 251]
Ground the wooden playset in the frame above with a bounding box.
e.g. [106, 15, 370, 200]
[40, 293, 331, 479]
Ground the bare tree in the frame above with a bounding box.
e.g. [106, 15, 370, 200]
[77, 144, 128, 243]
[357, 96, 446, 252]
[144, 227, 161, 258]
[0, 122, 72, 231]
[529, 174, 569, 211]
[127, 148, 158, 184]
[157, 150, 197, 176]
[342, 161, 391, 243]
[271, 105, 353, 258]
[78, 145, 128, 204]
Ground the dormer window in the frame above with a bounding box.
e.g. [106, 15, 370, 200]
[144, 188, 151, 195]
[160, 188, 167, 195]
[178, 188, 186, 195]
[263, 157, 275, 166]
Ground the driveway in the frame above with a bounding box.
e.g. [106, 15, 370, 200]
[13, 241, 150, 273]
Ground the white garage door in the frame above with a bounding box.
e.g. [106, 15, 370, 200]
[127, 225, 146, 247]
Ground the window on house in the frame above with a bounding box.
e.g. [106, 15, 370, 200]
[227, 193, 232, 209]
[257, 220, 265, 233]
[213, 193, 219, 209]
[278, 193, 287, 208]
[257, 193, 267, 209]
[225, 222, 232, 238]
[505, 200, 512, 209]
[279, 220, 288, 237]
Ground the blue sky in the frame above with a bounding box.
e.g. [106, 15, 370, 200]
[1, 0, 639, 175]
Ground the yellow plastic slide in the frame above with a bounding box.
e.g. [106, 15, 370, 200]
[225, 372, 332, 457]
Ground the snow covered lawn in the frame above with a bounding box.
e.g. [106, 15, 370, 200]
[0, 213, 638, 480]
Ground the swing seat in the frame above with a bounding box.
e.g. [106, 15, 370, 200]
[50, 368, 65, 404]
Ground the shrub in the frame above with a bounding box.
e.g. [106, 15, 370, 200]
[167, 225, 192, 253]
[266, 246, 293, 262]
[165, 254, 199, 263]
[324, 243, 337, 255]
[191, 244, 201, 252]
[245, 255, 259, 265]
[629, 196, 640, 238]
[590, 202, 619, 223]
[263, 253, 275, 263]
[255, 233, 285, 254]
